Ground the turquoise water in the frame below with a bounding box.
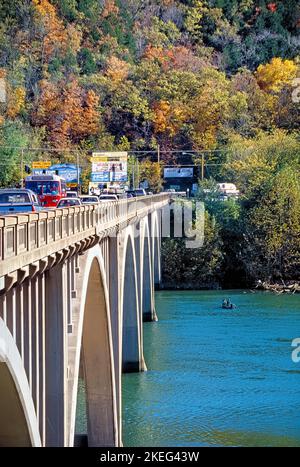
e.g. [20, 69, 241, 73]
[122, 290, 300, 447]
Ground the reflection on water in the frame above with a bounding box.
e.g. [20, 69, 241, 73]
[122, 290, 300, 447]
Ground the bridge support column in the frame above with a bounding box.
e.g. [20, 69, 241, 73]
[81, 257, 118, 447]
[45, 264, 67, 447]
[153, 209, 162, 289]
[142, 216, 157, 323]
[122, 231, 146, 373]
[108, 235, 122, 446]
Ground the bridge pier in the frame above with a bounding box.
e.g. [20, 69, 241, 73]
[121, 230, 145, 373]
[108, 235, 122, 447]
[45, 264, 67, 447]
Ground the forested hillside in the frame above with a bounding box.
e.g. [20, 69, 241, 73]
[0, 1, 299, 160]
[0, 0, 299, 286]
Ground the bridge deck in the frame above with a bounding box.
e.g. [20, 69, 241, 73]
[0, 194, 170, 283]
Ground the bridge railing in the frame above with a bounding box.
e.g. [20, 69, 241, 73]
[0, 194, 170, 277]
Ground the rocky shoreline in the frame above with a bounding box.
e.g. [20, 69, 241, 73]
[255, 280, 300, 294]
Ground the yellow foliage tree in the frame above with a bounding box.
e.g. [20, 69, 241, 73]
[139, 159, 163, 193]
[105, 56, 130, 83]
[7, 87, 26, 119]
[255, 57, 298, 92]
[191, 84, 229, 150]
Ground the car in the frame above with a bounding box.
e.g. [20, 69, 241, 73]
[124, 190, 136, 198]
[124, 189, 147, 197]
[66, 191, 78, 198]
[134, 189, 147, 196]
[56, 198, 82, 208]
[0, 188, 42, 215]
[79, 195, 99, 204]
[99, 194, 118, 202]
[100, 188, 120, 195]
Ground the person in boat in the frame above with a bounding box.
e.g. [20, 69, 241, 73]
[222, 298, 233, 308]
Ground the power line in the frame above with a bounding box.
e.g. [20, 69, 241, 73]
[0, 145, 230, 154]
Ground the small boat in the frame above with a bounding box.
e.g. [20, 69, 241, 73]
[221, 299, 236, 309]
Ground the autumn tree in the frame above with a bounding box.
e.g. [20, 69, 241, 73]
[255, 57, 298, 92]
[32, 78, 100, 148]
[32, 0, 82, 66]
[139, 159, 163, 193]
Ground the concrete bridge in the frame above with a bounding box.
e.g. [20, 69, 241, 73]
[0, 194, 170, 447]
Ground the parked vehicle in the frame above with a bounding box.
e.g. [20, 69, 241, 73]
[25, 174, 67, 207]
[99, 194, 118, 202]
[56, 198, 82, 208]
[79, 195, 99, 204]
[217, 183, 240, 200]
[0, 189, 42, 215]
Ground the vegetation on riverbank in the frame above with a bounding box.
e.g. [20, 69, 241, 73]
[162, 132, 300, 289]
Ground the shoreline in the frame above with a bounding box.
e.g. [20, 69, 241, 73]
[255, 281, 300, 294]
[157, 281, 300, 294]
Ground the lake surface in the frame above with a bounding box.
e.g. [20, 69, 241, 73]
[122, 290, 300, 447]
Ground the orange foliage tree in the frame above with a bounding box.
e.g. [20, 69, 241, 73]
[32, 79, 99, 147]
[101, 0, 119, 18]
[152, 100, 189, 137]
[32, 0, 81, 62]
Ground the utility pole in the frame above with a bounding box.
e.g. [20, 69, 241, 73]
[201, 153, 205, 181]
[157, 144, 160, 164]
[132, 157, 135, 189]
[21, 149, 24, 187]
[76, 152, 80, 194]
[136, 157, 139, 188]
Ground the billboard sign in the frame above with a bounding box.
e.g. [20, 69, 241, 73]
[31, 163, 81, 185]
[32, 161, 51, 169]
[50, 163, 80, 184]
[164, 167, 194, 178]
[91, 152, 128, 183]
[90, 172, 110, 183]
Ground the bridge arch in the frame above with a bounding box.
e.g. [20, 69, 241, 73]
[70, 245, 118, 447]
[152, 211, 161, 287]
[120, 228, 143, 373]
[0, 318, 41, 447]
[141, 218, 155, 322]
